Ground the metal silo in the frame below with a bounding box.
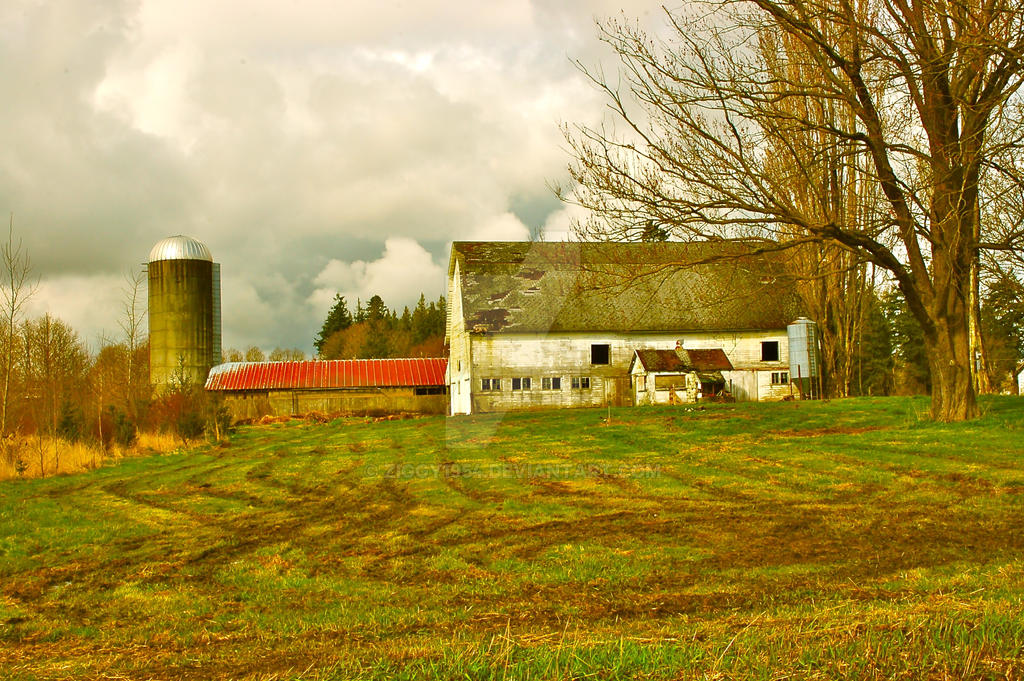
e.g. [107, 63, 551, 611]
[787, 317, 820, 399]
[148, 235, 221, 389]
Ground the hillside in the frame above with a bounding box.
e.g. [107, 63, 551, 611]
[2, 397, 1024, 680]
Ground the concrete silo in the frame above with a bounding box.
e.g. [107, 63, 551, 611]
[148, 235, 222, 390]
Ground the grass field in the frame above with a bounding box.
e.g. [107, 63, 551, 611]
[1, 396, 1023, 680]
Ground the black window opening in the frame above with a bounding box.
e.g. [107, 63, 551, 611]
[761, 341, 780, 362]
[415, 386, 446, 395]
[542, 377, 561, 390]
[771, 371, 789, 385]
[481, 378, 501, 391]
[512, 377, 532, 391]
[591, 344, 610, 365]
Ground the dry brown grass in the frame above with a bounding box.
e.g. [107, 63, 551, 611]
[0, 432, 192, 480]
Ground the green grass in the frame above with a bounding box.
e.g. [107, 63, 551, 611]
[2, 396, 1024, 679]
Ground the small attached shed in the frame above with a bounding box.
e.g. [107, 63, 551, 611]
[630, 348, 733, 405]
[205, 358, 448, 420]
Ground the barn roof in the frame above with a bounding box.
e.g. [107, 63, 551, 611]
[685, 348, 734, 372]
[205, 358, 448, 391]
[632, 348, 734, 373]
[633, 349, 688, 372]
[450, 241, 803, 334]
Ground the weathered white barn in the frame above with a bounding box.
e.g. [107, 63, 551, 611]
[445, 241, 805, 415]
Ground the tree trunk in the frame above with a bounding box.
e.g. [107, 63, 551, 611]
[925, 312, 979, 422]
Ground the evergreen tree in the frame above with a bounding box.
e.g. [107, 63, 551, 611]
[851, 293, 894, 396]
[981, 272, 1024, 391]
[314, 294, 353, 357]
[411, 294, 430, 344]
[366, 295, 387, 322]
[881, 288, 930, 394]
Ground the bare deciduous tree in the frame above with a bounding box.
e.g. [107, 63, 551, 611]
[562, 0, 1024, 420]
[1, 216, 36, 433]
[118, 268, 148, 419]
[22, 314, 88, 475]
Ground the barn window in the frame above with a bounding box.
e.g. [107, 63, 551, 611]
[654, 375, 686, 390]
[591, 344, 610, 364]
[571, 376, 591, 390]
[771, 371, 789, 385]
[542, 377, 561, 390]
[761, 341, 780, 362]
[481, 378, 501, 391]
[415, 386, 445, 395]
[512, 377, 531, 391]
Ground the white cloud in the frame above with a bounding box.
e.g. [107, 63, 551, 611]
[468, 212, 532, 241]
[310, 238, 446, 318]
[26, 274, 127, 350]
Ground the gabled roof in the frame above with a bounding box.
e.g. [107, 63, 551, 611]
[205, 358, 447, 391]
[449, 241, 802, 334]
[632, 348, 734, 373]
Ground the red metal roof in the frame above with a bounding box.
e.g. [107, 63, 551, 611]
[633, 348, 733, 373]
[684, 348, 733, 372]
[205, 358, 448, 391]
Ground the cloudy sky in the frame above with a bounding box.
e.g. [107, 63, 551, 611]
[1, 0, 672, 354]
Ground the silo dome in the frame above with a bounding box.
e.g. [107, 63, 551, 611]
[149, 235, 213, 263]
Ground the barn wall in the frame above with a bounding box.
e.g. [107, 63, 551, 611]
[467, 330, 789, 413]
[447, 261, 474, 415]
[219, 389, 447, 421]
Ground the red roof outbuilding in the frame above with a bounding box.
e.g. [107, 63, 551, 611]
[204, 358, 448, 392]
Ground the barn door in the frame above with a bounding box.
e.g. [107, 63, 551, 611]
[606, 376, 633, 407]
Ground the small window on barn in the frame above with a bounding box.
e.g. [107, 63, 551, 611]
[591, 344, 610, 365]
[522, 377, 531, 390]
[512, 377, 531, 391]
[571, 376, 591, 390]
[415, 386, 445, 395]
[771, 371, 789, 385]
[481, 378, 501, 391]
[654, 375, 687, 391]
[542, 377, 561, 390]
[761, 341, 780, 362]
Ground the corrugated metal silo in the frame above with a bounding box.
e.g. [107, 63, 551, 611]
[787, 317, 820, 399]
[148, 235, 220, 389]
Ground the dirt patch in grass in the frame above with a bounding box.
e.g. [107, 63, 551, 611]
[769, 425, 889, 438]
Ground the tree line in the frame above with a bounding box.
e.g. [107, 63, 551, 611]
[313, 293, 447, 360]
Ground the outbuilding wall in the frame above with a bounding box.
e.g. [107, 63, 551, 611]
[219, 388, 447, 421]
